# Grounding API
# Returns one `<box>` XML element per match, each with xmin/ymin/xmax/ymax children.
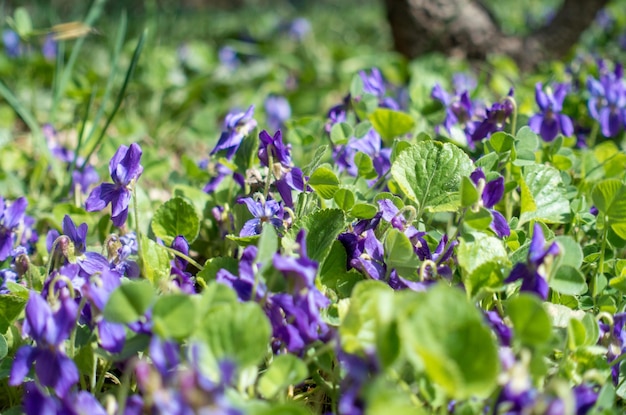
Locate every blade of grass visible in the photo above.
<box><xmin>49</xmin><ymin>0</ymin><xmax>107</xmax><ymax>123</ymax></box>
<box><xmin>82</xmin><ymin>10</ymin><xmax>128</xmax><ymax>151</ymax></box>
<box><xmin>80</xmin><ymin>29</ymin><xmax>147</xmax><ymax>169</ymax></box>
<box><xmin>65</xmin><ymin>88</ymin><xmax>97</xmax><ymax>195</ymax></box>
<box><xmin>0</xmin><ymin>80</ymin><xmax>63</xmax><ymax>183</ymax></box>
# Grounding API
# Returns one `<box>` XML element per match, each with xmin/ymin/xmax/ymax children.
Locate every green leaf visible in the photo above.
<box><xmin>350</xmin><ymin>203</ymin><xmax>378</xmax><ymax>219</ymax></box>
<box><xmin>384</xmin><ymin>228</ymin><xmax>421</xmax><ymax>279</ymax></box>
<box><xmin>139</xmin><ymin>235</ymin><xmax>171</xmax><ymax>285</ymax></box>
<box><xmin>258</xmin><ymin>354</ymin><xmax>308</xmax><ymax>398</ymax></box>
<box><xmin>197</xmin><ymin>257</ymin><xmax>239</xmax><ymax>284</ymax></box>
<box><xmin>293</xmin><ymin>208</ymin><xmax>345</xmax><ymax>263</ymax></box>
<box><xmin>401</xmin><ymin>284</ymin><xmax>499</xmax><ymax>399</ymax></box>
<box><xmin>0</xmin><ymin>294</ymin><xmax>27</xmax><ymax>333</ymax></box>
<box><xmin>334</xmin><ymin>188</ymin><xmax>356</xmax><ymax>211</ymax></box>
<box><xmin>257</xmin><ymin>223</ymin><xmax>279</xmax><ymax>270</ymax></box>
<box><xmin>152</xmin><ymin>294</ymin><xmax>197</xmax><ymax>340</ymax></box>
<box><xmin>354</xmin><ymin>152</ymin><xmax>378</xmax><ymax>179</ymax></box>
<box><xmin>487</xmin><ymin>131</ymin><xmax>515</xmax><ymax>153</ymax></box>
<box><xmin>320</xmin><ymin>240</ymin><xmax>363</xmax><ymax>297</ymax></box>
<box><xmin>457</xmin><ymin>233</ymin><xmax>510</xmax><ymax>296</ymax></box>
<box><xmin>14</xmin><ymin>7</ymin><xmax>33</xmax><ymax>37</ymax></box>
<box><xmin>554</xmin><ymin>236</ymin><xmax>583</xmax><ymax>269</ymax></box>
<box><xmin>308</xmin><ymin>166</ymin><xmax>339</xmax><ymax>199</ymax></box>
<box><xmin>506</xmin><ymin>294</ymin><xmax>552</xmax><ymax>347</ymax></box>
<box><xmin>151</xmin><ymin>196</ymin><xmax>201</xmax><ymax>245</ymax></box>
<box><xmin>103</xmin><ymin>280</ymin><xmax>156</xmax><ymax>324</ymax></box>
<box><xmin>340</xmin><ymin>281</ymin><xmax>399</xmax><ymax>367</ymax></box>
<box><xmin>592</xmin><ymin>179</ymin><xmax>626</xmax><ymax>239</ymax></box>
<box><xmin>369</xmin><ymin>108</ymin><xmax>416</xmax><ymax>144</ymax></box>
<box><xmin>460</xmin><ymin>176</ymin><xmax>479</xmax><ymax>208</ymax></box>
<box><xmin>330</xmin><ymin>122</ymin><xmax>353</xmax><ymax>145</ymax></box>
<box><xmin>0</xmin><ymin>334</ymin><xmax>7</xmax><ymax>360</ymax></box>
<box><xmin>391</xmin><ymin>140</ymin><xmax>473</xmax><ymax>213</ymax></box>
<box><xmin>197</xmin><ymin>302</ymin><xmax>271</xmax><ymax>369</ymax></box>
<box><xmin>519</xmin><ymin>164</ymin><xmax>570</xmax><ymax>224</ymax></box>
<box><xmin>463</xmin><ymin>207</ymin><xmax>493</xmax><ymax>231</ymax></box>
<box><xmin>550</xmin><ymin>265</ymin><xmax>587</xmax><ymax>296</ymax></box>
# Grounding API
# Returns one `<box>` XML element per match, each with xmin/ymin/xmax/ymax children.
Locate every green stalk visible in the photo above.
<box><xmin>66</xmin><ymin>89</ymin><xmax>96</xmax><ymax>194</ymax></box>
<box><xmin>50</xmin><ymin>0</ymin><xmax>108</xmax><ymax>122</ymax></box>
<box><xmin>0</xmin><ymin>80</ymin><xmax>63</xmax><ymax>183</ymax></box>
<box><xmin>80</xmin><ymin>29</ymin><xmax>147</xmax><ymax>170</ymax></box>
<box><xmin>81</xmin><ymin>10</ymin><xmax>128</xmax><ymax>151</ymax></box>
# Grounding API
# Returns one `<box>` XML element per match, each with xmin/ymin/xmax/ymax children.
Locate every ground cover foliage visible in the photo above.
<box><xmin>3</xmin><ymin>0</ymin><xmax>626</xmax><ymax>414</ymax></box>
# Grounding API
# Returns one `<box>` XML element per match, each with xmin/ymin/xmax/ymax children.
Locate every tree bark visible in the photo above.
<box><xmin>384</xmin><ymin>0</ymin><xmax>609</xmax><ymax>70</ymax></box>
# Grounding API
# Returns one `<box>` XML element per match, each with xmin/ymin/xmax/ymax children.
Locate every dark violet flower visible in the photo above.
<box><xmin>598</xmin><ymin>313</ymin><xmax>626</xmax><ymax>384</ymax></box>
<box><xmin>334</xmin><ymin>128</ymin><xmax>391</xmax><ymax>179</ymax></box>
<box><xmin>431</xmin><ymin>84</ymin><xmax>477</xmax><ymax>142</ymax></box>
<box><xmin>286</xmin><ymin>17</ymin><xmax>311</xmax><ymax>41</ymax></box>
<box><xmin>258</xmin><ymin>129</ymin><xmax>292</xmax><ymax>168</ymax></box>
<box><xmin>264</xmin><ymin>95</ymin><xmax>291</xmax><ymax>131</ymax></box>
<box><xmin>359</xmin><ymin>67</ymin><xmax>400</xmax><ymax>109</ymax></box>
<box><xmin>528</xmin><ymin>82</ymin><xmax>574</xmax><ymax>142</ymax></box>
<box><xmin>471</xmin><ymin>89</ymin><xmax>515</xmax><ymax>142</ymax></box>
<box><xmin>218</xmin><ymin>46</ymin><xmax>240</xmax><ymax>70</ymax></box>
<box><xmin>10</xmin><ymin>291</ymin><xmax>79</xmax><ymax>397</ymax></box>
<box><xmin>338</xmin><ymin>351</ymin><xmax>380</xmax><ymax>415</ymax></box>
<box><xmin>210</xmin><ymin>105</ymin><xmax>257</xmax><ymax>160</ymax></box>
<box><xmin>217</xmin><ymin>245</ymin><xmax>264</xmax><ymax>301</ymax></box>
<box><xmin>484</xmin><ymin>310</ymin><xmax>512</xmax><ymax>346</ymax></box>
<box><xmin>48</xmin><ymin>215</ymin><xmax>109</xmax><ymax>276</ymax></box>
<box><xmin>325</xmin><ymin>101</ymin><xmax>349</xmax><ymax>134</ymax></box>
<box><xmin>0</xmin><ymin>196</ymin><xmax>27</xmax><ymax>261</ymax></box>
<box><xmin>587</xmin><ymin>64</ymin><xmax>626</xmax><ymax>137</ymax></box>
<box><xmin>41</xmin><ymin>34</ymin><xmax>57</xmax><ymax>60</ymax></box>
<box><xmin>238</xmin><ymin>196</ymin><xmax>283</xmax><ymax>236</ymax></box>
<box><xmin>106</xmin><ymin>233</ymin><xmax>140</xmax><ymax>278</ymax></box>
<box><xmin>170</xmin><ymin>235</ymin><xmax>194</xmax><ymax>293</ymax></box>
<box><xmin>504</xmin><ymin>223</ymin><xmax>559</xmax><ymax>300</ymax></box>
<box><xmin>3</xmin><ymin>29</ymin><xmax>22</xmax><ymax>57</ymax></box>
<box><xmin>573</xmin><ymin>384</ymin><xmax>598</xmax><ymax>415</ymax></box>
<box><xmin>469</xmin><ymin>168</ymin><xmax>510</xmax><ymax>237</ymax></box>
<box><xmin>85</xmin><ymin>143</ymin><xmax>143</xmax><ymax>227</ymax></box>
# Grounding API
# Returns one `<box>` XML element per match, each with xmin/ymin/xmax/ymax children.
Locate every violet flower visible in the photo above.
<box><xmin>258</xmin><ymin>129</ymin><xmax>292</xmax><ymax>168</ymax></box>
<box><xmin>359</xmin><ymin>68</ymin><xmax>399</xmax><ymax>109</ymax></box>
<box><xmin>0</xmin><ymin>196</ymin><xmax>27</xmax><ymax>261</ymax></box>
<box><xmin>598</xmin><ymin>312</ymin><xmax>626</xmax><ymax>384</ymax></box>
<box><xmin>10</xmin><ymin>291</ymin><xmax>79</xmax><ymax>397</ymax></box>
<box><xmin>469</xmin><ymin>168</ymin><xmax>510</xmax><ymax>237</ymax></box>
<box><xmin>41</xmin><ymin>34</ymin><xmax>57</xmax><ymax>60</ymax></box>
<box><xmin>504</xmin><ymin>223</ymin><xmax>559</xmax><ymax>300</ymax></box>
<box><xmin>264</xmin><ymin>95</ymin><xmax>291</xmax><ymax>131</ymax></box>
<box><xmin>47</xmin><ymin>215</ymin><xmax>109</xmax><ymax>276</ymax></box>
<box><xmin>431</xmin><ymin>84</ymin><xmax>477</xmax><ymax>142</ymax></box>
<box><xmin>238</xmin><ymin>196</ymin><xmax>283</xmax><ymax>237</ymax></box>
<box><xmin>3</xmin><ymin>29</ymin><xmax>22</xmax><ymax>57</ymax></box>
<box><xmin>170</xmin><ymin>235</ymin><xmax>194</xmax><ymax>293</ymax></box>
<box><xmin>210</xmin><ymin>105</ymin><xmax>257</xmax><ymax>160</ymax></box>
<box><xmin>587</xmin><ymin>64</ymin><xmax>626</xmax><ymax>137</ymax></box>
<box><xmin>334</xmin><ymin>128</ymin><xmax>391</xmax><ymax>179</ymax></box>
<box><xmin>471</xmin><ymin>89</ymin><xmax>515</xmax><ymax>142</ymax></box>
<box><xmin>22</xmin><ymin>382</ymin><xmax>107</xmax><ymax>415</ymax></box>
<box><xmin>85</xmin><ymin>143</ymin><xmax>144</xmax><ymax>227</ymax></box>
<box><xmin>528</xmin><ymin>82</ymin><xmax>574</xmax><ymax>142</ymax></box>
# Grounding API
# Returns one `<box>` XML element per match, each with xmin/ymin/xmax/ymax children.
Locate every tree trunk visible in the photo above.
<box><xmin>384</xmin><ymin>0</ymin><xmax>609</xmax><ymax>70</ymax></box>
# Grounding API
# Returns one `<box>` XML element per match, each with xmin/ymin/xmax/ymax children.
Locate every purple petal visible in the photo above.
<box><xmin>490</xmin><ymin>210</ymin><xmax>510</xmax><ymax>238</ymax></box>
<box><xmin>35</xmin><ymin>349</ymin><xmax>79</xmax><ymax>397</ymax></box>
<box><xmin>558</xmin><ymin>113</ymin><xmax>574</xmax><ymax>137</ymax></box>
<box><xmin>111</xmin><ymin>143</ymin><xmax>143</xmax><ymax>185</ymax></box>
<box><xmin>529</xmin><ymin>223</ymin><xmax>547</xmax><ymax>263</ymax></box>
<box><xmin>4</xmin><ymin>197</ymin><xmax>27</xmax><ymax>229</ymax></box>
<box><xmin>482</xmin><ymin>177</ymin><xmax>504</xmax><ymax>208</ymax></box>
<box><xmin>24</xmin><ymin>292</ymin><xmax>52</xmax><ymax>341</ymax></box>
<box><xmin>540</xmin><ymin>118</ymin><xmax>559</xmax><ymax>142</ymax></box>
<box><xmin>240</xmin><ymin>219</ymin><xmax>261</xmax><ymax>237</ymax></box>
<box><xmin>9</xmin><ymin>346</ymin><xmax>37</xmax><ymax>387</ymax></box>
<box><xmin>535</xmin><ymin>83</ymin><xmax>548</xmax><ymax>110</ymax></box>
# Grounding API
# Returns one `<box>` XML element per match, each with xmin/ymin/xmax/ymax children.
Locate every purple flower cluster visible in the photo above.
<box><xmin>587</xmin><ymin>62</ymin><xmax>626</xmax><ymax>137</ymax></box>
<box><xmin>2</xmin><ymin>29</ymin><xmax>57</xmax><ymax>60</ymax></box>
<box><xmin>217</xmin><ymin>230</ymin><xmax>330</xmax><ymax>353</ymax></box>
<box><xmin>469</xmin><ymin>168</ymin><xmax>510</xmax><ymax>238</ymax></box>
<box><xmin>133</xmin><ymin>340</ymin><xmax>242</xmax><ymax>414</ymax></box>
<box><xmin>334</xmin><ymin>128</ymin><xmax>391</xmax><ymax>181</ymax></box>
<box><xmin>431</xmin><ymin>83</ymin><xmax>514</xmax><ymax>145</ymax></box>
<box><xmin>529</xmin><ymin>83</ymin><xmax>574</xmax><ymax>142</ymax></box>
<box><xmin>339</xmin><ymin>199</ymin><xmax>456</xmax><ymax>291</ymax></box>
